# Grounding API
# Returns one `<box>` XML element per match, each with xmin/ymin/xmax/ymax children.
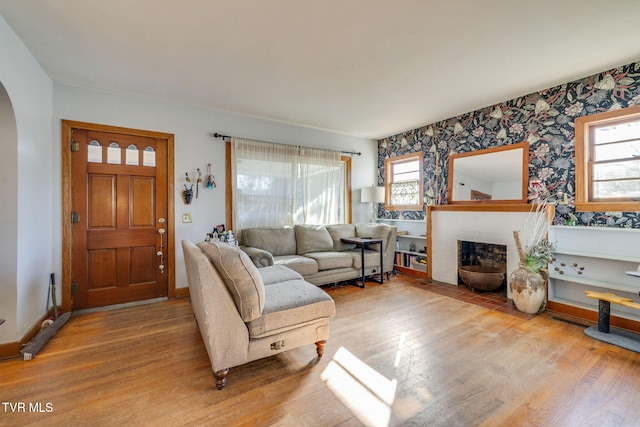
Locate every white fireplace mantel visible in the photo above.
<box><xmin>428</xmin><ymin>205</ymin><xmax>546</xmax><ymax>299</ymax></box>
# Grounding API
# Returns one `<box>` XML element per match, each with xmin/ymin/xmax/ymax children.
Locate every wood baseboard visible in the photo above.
<box><xmin>175</xmin><ymin>287</ymin><xmax>190</xmax><ymax>298</ymax></box>
<box><xmin>0</xmin><ymin>342</ymin><xmax>21</xmax><ymax>360</ymax></box>
<box><xmin>0</xmin><ymin>307</ymin><xmax>57</xmax><ymax>359</ymax></box>
<box><xmin>395</xmin><ymin>265</ymin><xmax>428</xmax><ymax>278</ymax></box>
<box><xmin>546</xmin><ymin>300</ymin><xmax>640</xmax><ymax>333</ymax></box>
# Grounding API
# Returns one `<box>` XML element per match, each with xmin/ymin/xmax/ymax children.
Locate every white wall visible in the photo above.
<box><xmin>0</xmin><ymin>15</ymin><xmax>54</xmax><ymax>343</ymax></box>
<box><xmin>52</xmin><ymin>84</ymin><xmax>377</xmax><ymax>290</ymax></box>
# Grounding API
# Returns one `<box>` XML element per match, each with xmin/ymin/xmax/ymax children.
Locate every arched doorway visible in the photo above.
<box><xmin>0</xmin><ymin>81</ymin><xmax>19</xmax><ymax>345</ymax></box>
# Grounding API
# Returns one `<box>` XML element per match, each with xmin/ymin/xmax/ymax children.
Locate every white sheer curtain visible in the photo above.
<box><xmin>231</xmin><ymin>137</ymin><xmax>343</xmax><ymax>238</ymax></box>
<box><xmin>297</xmin><ymin>146</ymin><xmax>342</xmax><ymax>224</ymax></box>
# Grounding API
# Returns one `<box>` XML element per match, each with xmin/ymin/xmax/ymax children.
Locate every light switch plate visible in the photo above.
<box><xmin>182</xmin><ymin>213</ymin><xmax>193</xmax><ymax>223</ymax></box>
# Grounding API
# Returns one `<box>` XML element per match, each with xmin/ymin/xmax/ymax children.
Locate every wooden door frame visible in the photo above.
<box><xmin>61</xmin><ymin>120</ymin><xmax>176</xmax><ymax>312</ymax></box>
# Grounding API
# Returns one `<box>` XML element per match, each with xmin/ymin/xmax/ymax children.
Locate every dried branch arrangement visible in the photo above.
<box><xmin>513</xmin><ymin>200</ymin><xmax>554</xmax><ymax>272</ymax></box>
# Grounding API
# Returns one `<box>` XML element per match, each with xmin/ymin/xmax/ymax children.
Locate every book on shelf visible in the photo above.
<box><xmin>395</xmin><ymin>252</ymin><xmax>426</xmax><ymax>268</ymax></box>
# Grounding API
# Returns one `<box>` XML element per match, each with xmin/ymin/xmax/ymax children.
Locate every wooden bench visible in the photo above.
<box><xmin>584</xmin><ymin>291</ymin><xmax>640</xmax><ymax>333</ymax></box>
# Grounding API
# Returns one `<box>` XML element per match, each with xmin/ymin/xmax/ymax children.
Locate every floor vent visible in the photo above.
<box><xmin>551</xmin><ymin>316</ymin><xmax>590</xmax><ymax>328</ymax></box>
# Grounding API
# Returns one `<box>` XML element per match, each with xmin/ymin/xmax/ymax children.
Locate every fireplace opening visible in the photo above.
<box><xmin>457</xmin><ymin>240</ymin><xmax>507</xmax><ymax>293</ymax></box>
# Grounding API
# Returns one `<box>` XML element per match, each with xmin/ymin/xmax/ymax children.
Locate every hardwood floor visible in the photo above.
<box><xmin>2</xmin><ymin>274</ymin><xmax>640</xmax><ymax>426</ymax></box>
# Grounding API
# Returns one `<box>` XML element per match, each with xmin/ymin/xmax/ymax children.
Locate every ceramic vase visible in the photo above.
<box><xmin>509</xmin><ymin>265</ymin><xmax>546</xmax><ymax>314</ymax></box>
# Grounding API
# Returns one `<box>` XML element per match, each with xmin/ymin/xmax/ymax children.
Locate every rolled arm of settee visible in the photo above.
<box><xmin>240</xmin><ymin>246</ymin><xmax>274</xmax><ymax>268</ymax></box>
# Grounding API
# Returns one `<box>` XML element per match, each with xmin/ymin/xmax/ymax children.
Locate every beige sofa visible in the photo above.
<box><xmin>182</xmin><ymin>240</ymin><xmax>336</xmax><ymax>390</ymax></box>
<box><xmin>240</xmin><ymin>223</ymin><xmax>397</xmax><ymax>286</ymax></box>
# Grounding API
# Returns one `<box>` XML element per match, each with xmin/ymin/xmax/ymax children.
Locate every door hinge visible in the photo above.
<box><xmin>71</xmin><ymin>140</ymin><xmax>80</xmax><ymax>152</ymax></box>
<box><xmin>71</xmin><ymin>282</ymin><xmax>79</xmax><ymax>296</ymax></box>
<box><xmin>71</xmin><ymin>212</ymin><xmax>80</xmax><ymax>223</ymax></box>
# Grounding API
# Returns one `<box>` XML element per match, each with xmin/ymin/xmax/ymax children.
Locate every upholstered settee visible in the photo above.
<box><xmin>239</xmin><ymin>223</ymin><xmax>397</xmax><ymax>286</ymax></box>
<box><xmin>182</xmin><ymin>240</ymin><xmax>336</xmax><ymax>390</ymax></box>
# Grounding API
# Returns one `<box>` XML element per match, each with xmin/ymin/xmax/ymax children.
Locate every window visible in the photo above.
<box><xmin>384</xmin><ymin>152</ymin><xmax>424</xmax><ymax>210</ymax></box>
<box><xmin>226</xmin><ymin>139</ymin><xmax>351</xmax><ymax>233</ymax></box>
<box><xmin>575</xmin><ymin>105</ymin><xmax>640</xmax><ymax>212</ymax></box>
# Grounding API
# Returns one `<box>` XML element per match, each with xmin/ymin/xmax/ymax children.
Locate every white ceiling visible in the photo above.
<box><xmin>2</xmin><ymin>0</ymin><xmax>640</xmax><ymax>140</ymax></box>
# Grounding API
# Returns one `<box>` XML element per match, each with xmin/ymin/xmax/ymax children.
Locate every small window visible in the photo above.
<box><xmin>126</xmin><ymin>144</ymin><xmax>139</xmax><ymax>165</ymax></box>
<box><xmin>143</xmin><ymin>146</ymin><xmax>156</xmax><ymax>167</ymax></box>
<box><xmin>107</xmin><ymin>142</ymin><xmax>121</xmax><ymax>164</ymax></box>
<box><xmin>384</xmin><ymin>152</ymin><xmax>424</xmax><ymax>210</ymax></box>
<box><xmin>87</xmin><ymin>140</ymin><xmax>102</xmax><ymax>163</ymax></box>
<box><xmin>575</xmin><ymin>105</ymin><xmax>640</xmax><ymax>212</ymax></box>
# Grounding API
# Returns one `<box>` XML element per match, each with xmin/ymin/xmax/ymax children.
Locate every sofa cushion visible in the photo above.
<box><xmin>247</xmin><ymin>279</ymin><xmax>336</xmax><ymax>339</ymax></box>
<box><xmin>355</xmin><ymin>223</ymin><xmax>392</xmax><ymax>251</ymax></box>
<box><xmin>243</xmin><ymin>227</ymin><xmax>296</xmax><ymax>256</ymax></box>
<box><xmin>274</xmin><ymin>255</ymin><xmax>319</xmax><ymax>276</ymax></box>
<box><xmin>197</xmin><ymin>242</ymin><xmax>265</xmax><ymax>322</ymax></box>
<box><xmin>345</xmin><ymin>249</ymin><xmax>383</xmax><ymax>269</ymax></box>
<box><xmin>304</xmin><ymin>251</ymin><xmax>354</xmax><ymax>270</ymax></box>
<box><xmin>294</xmin><ymin>225</ymin><xmax>334</xmax><ymax>255</ymax></box>
<box><xmin>258</xmin><ymin>265</ymin><xmax>304</xmax><ymax>286</ymax></box>
<box><xmin>326</xmin><ymin>224</ymin><xmax>357</xmax><ymax>251</ymax></box>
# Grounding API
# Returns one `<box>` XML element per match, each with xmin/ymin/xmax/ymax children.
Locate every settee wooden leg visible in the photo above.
<box><xmin>214</xmin><ymin>368</ymin><xmax>230</xmax><ymax>390</ymax></box>
<box><xmin>315</xmin><ymin>341</ymin><xmax>326</xmax><ymax>359</ymax></box>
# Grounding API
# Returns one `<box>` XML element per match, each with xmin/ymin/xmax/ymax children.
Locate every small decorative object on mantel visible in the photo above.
<box><xmin>509</xmin><ymin>201</ymin><xmax>554</xmax><ymax>314</ymax></box>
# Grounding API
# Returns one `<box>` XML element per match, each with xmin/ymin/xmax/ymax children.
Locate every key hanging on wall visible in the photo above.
<box><xmin>196</xmin><ymin>168</ymin><xmax>202</xmax><ymax>198</ymax></box>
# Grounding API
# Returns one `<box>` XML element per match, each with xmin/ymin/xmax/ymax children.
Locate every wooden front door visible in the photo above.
<box><xmin>68</xmin><ymin>124</ymin><xmax>172</xmax><ymax>310</ymax></box>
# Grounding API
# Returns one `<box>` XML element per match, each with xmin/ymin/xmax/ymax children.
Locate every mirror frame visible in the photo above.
<box><xmin>447</xmin><ymin>141</ymin><xmax>529</xmax><ymax>204</ymax></box>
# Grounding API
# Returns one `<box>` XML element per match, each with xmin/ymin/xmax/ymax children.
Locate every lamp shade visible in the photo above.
<box><xmin>361</xmin><ymin>186</ymin><xmax>385</xmax><ymax>203</ymax></box>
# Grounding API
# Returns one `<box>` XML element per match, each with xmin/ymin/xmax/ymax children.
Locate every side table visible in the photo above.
<box><xmin>341</xmin><ymin>237</ymin><xmax>383</xmax><ymax>288</ymax></box>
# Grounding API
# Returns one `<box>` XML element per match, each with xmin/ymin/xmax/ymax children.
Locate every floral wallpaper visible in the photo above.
<box><xmin>378</xmin><ymin>60</ymin><xmax>640</xmax><ymax>228</ymax></box>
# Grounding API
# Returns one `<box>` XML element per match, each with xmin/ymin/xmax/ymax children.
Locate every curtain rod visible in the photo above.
<box><xmin>210</xmin><ymin>132</ymin><xmax>362</xmax><ymax>156</ymax></box>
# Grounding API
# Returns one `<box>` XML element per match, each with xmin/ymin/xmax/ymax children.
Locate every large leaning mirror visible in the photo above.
<box><xmin>447</xmin><ymin>141</ymin><xmax>529</xmax><ymax>204</ymax></box>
